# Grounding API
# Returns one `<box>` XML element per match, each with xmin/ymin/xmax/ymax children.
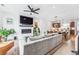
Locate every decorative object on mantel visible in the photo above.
<box><xmin>0</xmin><ymin>28</ymin><xmax>16</xmax><ymax>42</ymax></box>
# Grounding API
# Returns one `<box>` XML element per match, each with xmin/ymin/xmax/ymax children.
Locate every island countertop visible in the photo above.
<box><xmin>25</xmin><ymin>33</ymin><xmax>60</xmax><ymax>45</ymax></box>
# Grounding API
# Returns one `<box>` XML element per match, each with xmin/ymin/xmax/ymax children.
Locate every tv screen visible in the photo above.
<box><xmin>20</xmin><ymin>16</ymin><xmax>33</xmax><ymax>25</ymax></box>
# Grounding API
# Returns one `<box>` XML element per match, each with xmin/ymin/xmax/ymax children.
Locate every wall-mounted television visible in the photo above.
<box><xmin>20</xmin><ymin>15</ymin><xmax>33</xmax><ymax>25</ymax></box>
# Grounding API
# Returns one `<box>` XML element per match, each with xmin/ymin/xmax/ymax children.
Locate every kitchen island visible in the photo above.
<box><xmin>24</xmin><ymin>34</ymin><xmax>63</xmax><ymax>55</ymax></box>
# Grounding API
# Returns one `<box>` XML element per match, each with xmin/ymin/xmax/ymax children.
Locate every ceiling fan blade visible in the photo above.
<box><xmin>33</xmin><ymin>11</ymin><xmax>39</xmax><ymax>14</ymax></box>
<box><xmin>28</xmin><ymin>5</ymin><xmax>32</xmax><ymax>11</ymax></box>
<box><xmin>24</xmin><ymin>10</ymin><xmax>31</xmax><ymax>12</ymax></box>
<box><xmin>34</xmin><ymin>8</ymin><xmax>40</xmax><ymax>11</ymax></box>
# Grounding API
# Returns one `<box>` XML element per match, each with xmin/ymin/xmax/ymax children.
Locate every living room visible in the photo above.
<box><xmin>0</xmin><ymin>4</ymin><xmax>79</xmax><ymax>55</ymax></box>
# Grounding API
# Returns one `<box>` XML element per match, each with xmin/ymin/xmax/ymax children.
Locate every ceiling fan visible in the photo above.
<box><xmin>24</xmin><ymin>5</ymin><xmax>40</xmax><ymax>14</ymax></box>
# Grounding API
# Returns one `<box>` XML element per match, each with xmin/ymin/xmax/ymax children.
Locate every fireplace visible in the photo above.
<box><xmin>21</xmin><ymin>29</ymin><xmax>32</xmax><ymax>34</ymax></box>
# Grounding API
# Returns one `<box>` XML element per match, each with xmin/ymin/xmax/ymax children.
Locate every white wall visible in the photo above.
<box><xmin>0</xmin><ymin>4</ymin><xmax>79</xmax><ymax>35</ymax></box>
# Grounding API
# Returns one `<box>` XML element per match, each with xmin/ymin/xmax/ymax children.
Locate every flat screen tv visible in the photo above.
<box><xmin>20</xmin><ymin>15</ymin><xmax>33</xmax><ymax>25</ymax></box>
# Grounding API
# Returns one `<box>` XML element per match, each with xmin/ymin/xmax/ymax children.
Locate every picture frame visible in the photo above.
<box><xmin>6</xmin><ymin>17</ymin><xmax>13</xmax><ymax>24</ymax></box>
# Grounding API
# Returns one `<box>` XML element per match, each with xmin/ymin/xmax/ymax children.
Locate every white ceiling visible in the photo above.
<box><xmin>0</xmin><ymin>4</ymin><xmax>79</xmax><ymax>21</ymax></box>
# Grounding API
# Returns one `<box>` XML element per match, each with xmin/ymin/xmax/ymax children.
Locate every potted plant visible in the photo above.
<box><xmin>0</xmin><ymin>28</ymin><xmax>16</xmax><ymax>42</ymax></box>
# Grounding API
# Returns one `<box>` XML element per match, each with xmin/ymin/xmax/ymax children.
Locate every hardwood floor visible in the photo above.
<box><xmin>53</xmin><ymin>36</ymin><xmax>76</xmax><ymax>55</ymax></box>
